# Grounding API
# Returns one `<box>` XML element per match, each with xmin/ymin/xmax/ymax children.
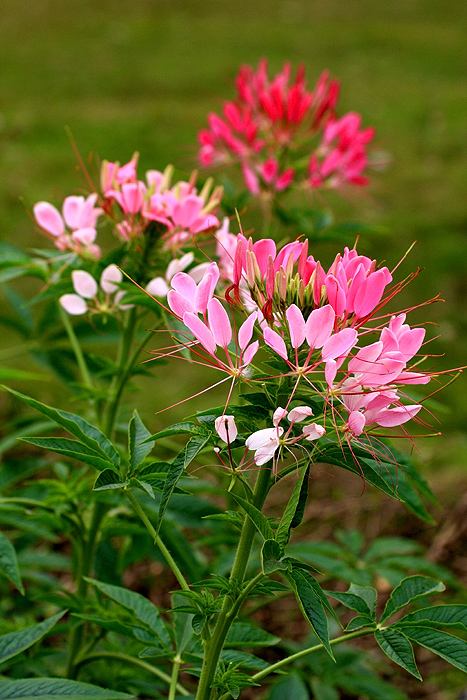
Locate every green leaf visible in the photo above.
<box><xmin>326</xmin><ymin>586</ymin><xmax>375</xmax><ymax>618</ymax></box>
<box><xmin>220</xmin><ymin>649</ymin><xmax>269</xmax><ymax>670</ymax></box>
<box><xmin>261</xmin><ymin>539</ymin><xmax>286</xmax><ymax>574</ymax></box>
<box><xmin>4</xmin><ymin>388</ymin><xmax>119</xmax><ymax>469</ymax></box>
<box><xmin>310</xmin><ymin>680</ymin><xmax>339</xmax><ymax>700</ymax></box>
<box><xmin>276</xmin><ymin>464</ymin><xmax>310</xmax><ymax>548</ymax></box>
<box><xmin>0</xmin><ymin>531</ymin><xmax>24</xmax><ymax>594</ymax></box>
<box><xmin>230</xmin><ymin>493</ymin><xmax>274</xmax><ymax>542</ymax></box>
<box><xmin>396</xmin><ymin>605</ymin><xmax>467</xmax><ymax>631</ymax></box>
<box><xmin>286</xmin><ymin>568</ymin><xmax>333</xmax><ymax>658</ymax></box>
<box><xmin>21</xmin><ymin>437</ymin><xmax>114</xmax><ymax>472</ymax></box>
<box><xmin>269</xmin><ymin>672</ymin><xmax>309</xmax><ymax>700</ymax></box>
<box><xmin>0</xmin><ymin>679</ymin><xmax>133</xmax><ymax>699</ymax></box>
<box><xmin>93</xmin><ymin>469</ymin><xmax>129</xmax><ymax>491</ymax></box>
<box><xmin>155</xmin><ymin>434</ymin><xmax>210</xmax><ymax>539</ymax></box>
<box><xmin>85</xmin><ymin>579</ymin><xmax>170</xmax><ymax>649</ymax></box>
<box><xmin>225</xmin><ymin>623</ymin><xmax>280</xmax><ymax>648</ymax></box>
<box><xmin>365</xmin><ymin>537</ymin><xmax>423</xmax><ymax>561</ymax></box>
<box><xmin>172</xmin><ymin>592</ymin><xmax>194</xmax><ymax>655</ymax></box>
<box><xmin>141</xmin><ymin>422</ymin><xmax>200</xmax><ymax>443</ymax></box>
<box><xmin>128</xmin><ymin>410</ymin><xmax>154</xmax><ymax>473</ymax></box>
<box><xmin>0</xmin><ymin>367</ymin><xmax>46</xmax><ymax>382</ymax></box>
<box><xmin>0</xmin><ymin>611</ymin><xmax>65</xmax><ymax>664</ymax></box>
<box><xmin>380</xmin><ymin>576</ymin><xmax>445</xmax><ymax>624</ymax></box>
<box><xmin>401</xmin><ymin>625</ymin><xmax>467</xmax><ymax>674</ymax></box>
<box><xmin>375</xmin><ymin>628</ymin><xmax>422</xmax><ymax>680</ymax></box>
<box><xmin>345</xmin><ymin>615</ymin><xmax>376</xmax><ymax>631</ymax></box>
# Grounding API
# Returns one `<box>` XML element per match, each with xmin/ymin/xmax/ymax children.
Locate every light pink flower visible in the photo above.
<box><xmin>246</xmin><ymin>427</ymin><xmax>284</xmax><ymax>466</ymax></box>
<box><xmin>215</xmin><ymin>415</ymin><xmax>238</xmax><ymax>443</ymax></box>
<box><xmin>33</xmin><ymin>196</ymin><xmax>102</xmax><ymax>259</ymax></box>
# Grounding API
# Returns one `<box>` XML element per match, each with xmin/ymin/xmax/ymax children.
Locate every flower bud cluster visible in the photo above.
<box><xmin>59</xmin><ymin>264</ymin><xmax>133</xmax><ymax>316</ymax></box>
<box><xmin>198</xmin><ymin>59</ymin><xmax>374</xmax><ymax>196</ymax></box>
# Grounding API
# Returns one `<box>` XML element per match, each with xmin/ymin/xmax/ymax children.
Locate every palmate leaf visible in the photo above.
<box><xmin>4</xmin><ymin>388</ymin><xmax>119</xmax><ymax>469</ymax></box>
<box><xmin>0</xmin><ymin>679</ymin><xmax>133</xmax><ymax>700</ymax></box>
<box><xmin>0</xmin><ymin>612</ymin><xmax>65</xmax><ymax>664</ymax></box>
<box><xmin>375</xmin><ymin>628</ymin><xmax>421</xmax><ymax>680</ymax></box>
<box><xmin>21</xmin><ymin>437</ymin><xmax>115</xmax><ymax>472</ymax></box>
<box><xmin>85</xmin><ymin>578</ymin><xmax>170</xmax><ymax>649</ymax></box>
<box><xmin>0</xmin><ymin>530</ymin><xmax>24</xmax><ymax>594</ymax></box>
<box><xmin>380</xmin><ymin>576</ymin><xmax>445</xmax><ymax>624</ymax></box>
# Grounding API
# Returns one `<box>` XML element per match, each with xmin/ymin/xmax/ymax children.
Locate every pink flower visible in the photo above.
<box><xmin>33</xmin><ymin>195</ymin><xmax>102</xmax><ymax>259</ymax></box>
<box><xmin>215</xmin><ymin>415</ymin><xmax>238</xmax><ymax>443</ymax></box>
<box><xmin>59</xmin><ymin>265</ymin><xmax>132</xmax><ymax>316</ymax></box>
<box><xmin>246</xmin><ymin>426</ymin><xmax>284</xmax><ymax>466</ymax></box>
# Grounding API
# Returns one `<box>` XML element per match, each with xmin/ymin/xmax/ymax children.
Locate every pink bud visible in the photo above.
<box><xmin>215</xmin><ymin>415</ymin><xmax>238</xmax><ymax>443</ymax></box>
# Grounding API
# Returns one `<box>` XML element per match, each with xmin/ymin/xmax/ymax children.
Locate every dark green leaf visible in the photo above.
<box><xmin>311</xmin><ymin>680</ymin><xmax>339</xmax><ymax>700</ymax></box>
<box><xmin>225</xmin><ymin>623</ymin><xmax>280</xmax><ymax>648</ymax></box>
<box><xmin>93</xmin><ymin>469</ymin><xmax>129</xmax><ymax>491</ymax></box>
<box><xmin>326</xmin><ymin>587</ymin><xmax>374</xmax><ymax>618</ymax></box>
<box><xmin>230</xmin><ymin>493</ymin><xmax>274</xmax><ymax>542</ymax></box>
<box><xmin>375</xmin><ymin>628</ymin><xmax>421</xmax><ymax>679</ymax></box>
<box><xmin>128</xmin><ymin>410</ymin><xmax>154</xmax><ymax>472</ymax></box>
<box><xmin>286</xmin><ymin>568</ymin><xmax>333</xmax><ymax>658</ymax></box>
<box><xmin>22</xmin><ymin>437</ymin><xmax>114</xmax><ymax>472</ymax></box>
<box><xmin>396</xmin><ymin>605</ymin><xmax>467</xmax><ymax>631</ymax></box>
<box><xmin>155</xmin><ymin>434</ymin><xmax>210</xmax><ymax>539</ymax></box>
<box><xmin>345</xmin><ymin>615</ymin><xmax>376</xmax><ymax>631</ymax></box>
<box><xmin>141</xmin><ymin>422</ymin><xmax>200</xmax><ymax>443</ymax></box>
<box><xmin>5</xmin><ymin>388</ymin><xmax>119</xmax><ymax>469</ymax></box>
<box><xmin>401</xmin><ymin>625</ymin><xmax>467</xmax><ymax>674</ymax></box>
<box><xmin>0</xmin><ymin>612</ymin><xmax>65</xmax><ymax>664</ymax></box>
<box><xmin>221</xmin><ymin>649</ymin><xmax>269</xmax><ymax>670</ymax></box>
<box><xmin>0</xmin><ymin>679</ymin><xmax>133</xmax><ymax>699</ymax></box>
<box><xmin>276</xmin><ymin>465</ymin><xmax>310</xmax><ymax>548</ymax></box>
<box><xmin>269</xmin><ymin>672</ymin><xmax>308</xmax><ymax>700</ymax></box>
<box><xmin>380</xmin><ymin>576</ymin><xmax>445</xmax><ymax>624</ymax></box>
<box><xmin>172</xmin><ymin>592</ymin><xmax>195</xmax><ymax>654</ymax></box>
<box><xmin>261</xmin><ymin>539</ymin><xmax>286</xmax><ymax>574</ymax></box>
<box><xmin>85</xmin><ymin>579</ymin><xmax>170</xmax><ymax>649</ymax></box>
<box><xmin>0</xmin><ymin>531</ymin><xmax>24</xmax><ymax>594</ymax></box>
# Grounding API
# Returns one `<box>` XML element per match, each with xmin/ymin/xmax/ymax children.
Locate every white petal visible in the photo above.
<box><xmin>100</xmin><ymin>264</ymin><xmax>122</xmax><ymax>293</ymax></box>
<box><xmin>146</xmin><ymin>277</ymin><xmax>169</xmax><ymax>297</ymax></box>
<box><xmin>60</xmin><ymin>294</ymin><xmax>88</xmax><ymax>315</ymax></box>
<box><xmin>72</xmin><ymin>270</ymin><xmax>98</xmax><ymax>298</ymax></box>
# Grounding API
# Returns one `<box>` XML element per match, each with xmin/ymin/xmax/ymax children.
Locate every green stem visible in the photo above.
<box><xmin>251</xmin><ymin>628</ymin><xmax>375</xmax><ymax>682</ymax></box>
<box><xmin>75</xmin><ymin>652</ymin><xmax>189</xmax><ymax>696</ymax></box>
<box><xmin>168</xmin><ymin>656</ymin><xmax>182</xmax><ymax>700</ymax></box>
<box><xmin>104</xmin><ymin>307</ymin><xmax>138</xmax><ymax>437</ymax></box>
<box><xmin>195</xmin><ymin>466</ymin><xmax>272</xmax><ymax>700</ymax></box>
<box><xmin>125</xmin><ymin>489</ymin><xmax>190</xmax><ymax>592</ymax></box>
<box><xmin>59</xmin><ymin>305</ymin><xmax>93</xmax><ymax>391</ymax></box>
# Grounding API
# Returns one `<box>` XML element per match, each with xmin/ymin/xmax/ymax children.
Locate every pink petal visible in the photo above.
<box><xmin>397</xmin><ymin>328</ymin><xmax>425</xmax><ymax>361</ymax></box>
<box><xmin>348</xmin><ymin>411</ymin><xmax>366</xmax><ymax>435</ymax></box>
<box><xmin>242</xmin><ymin>340</ymin><xmax>259</xmax><ymax>366</ymax></box>
<box><xmin>146</xmin><ymin>277</ymin><xmax>169</xmax><ymax>297</ymax></box>
<box><xmin>263</xmin><ymin>327</ymin><xmax>288</xmax><ymax>361</ymax></box>
<box><xmin>167</xmin><ymin>290</ymin><xmax>195</xmax><ymax>318</ymax></box>
<box><xmin>396</xmin><ymin>372</ymin><xmax>431</xmax><ymax>385</ymax></box>
<box><xmin>62</xmin><ymin>196</ymin><xmax>85</xmax><ymax>229</ymax></box>
<box><xmin>208</xmin><ymin>298</ymin><xmax>232</xmax><ymax>348</ymax></box>
<box><xmin>195</xmin><ymin>273</ymin><xmax>214</xmax><ymax>314</ymax></box>
<box><xmin>59</xmin><ymin>294</ymin><xmax>88</xmax><ymax>315</ymax></box>
<box><xmin>286</xmin><ymin>304</ymin><xmax>306</xmax><ymax>349</ymax></box>
<box><xmin>33</xmin><ymin>202</ymin><xmax>64</xmax><ymax>237</ymax></box>
<box><xmin>252</xmin><ymin>239</ymin><xmax>276</xmax><ymax>276</ymax></box>
<box><xmin>273</xmin><ymin>407</ymin><xmax>288</xmax><ymax>427</ymax></box>
<box><xmin>172</xmin><ymin>195</ymin><xmax>204</xmax><ymax>228</ymax></box>
<box><xmin>215</xmin><ymin>415</ymin><xmax>238</xmax><ymax>443</ymax></box>
<box><xmin>353</xmin><ymin>269</ymin><xmax>388</xmax><ymax>318</ymax></box>
<box><xmin>171</xmin><ymin>272</ymin><xmax>197</xmax><ymax>299</ymax></box>
<box><xmin>238</xmin><ymin>312</ymin><xmax>257</xmax><ymax>351</ymax></box>
<box><xmin>288</xmin><ymin>406</ymin><xmax>313</xmax><ymax>423</ymax></box>
<box><xmin>305</xmin><ymin>305</ymin><xmax>335</xmax><ymax>349</ymax></box>
<box><xmin>100</xmin><ymin>264</ymin><xmax>122</xmax><ymax>293</ymax></box>
<box><xmin>302</xmin><ymin>423</ymin><xmax>326</xmax><ymax>441</ymax></box>
<box><xmin>348</xmin><ymin>341</ymin><xmax>383</xmax><ymax>374</ymax></box>
<box><xmin>325</xmin><ymin>359</ymin><xmax>337</xmax><ymax>386</ymax></box>
<box><xmin>322</xmin><ymin>328</ymin><xmax>358</xmax><ymax>361</ymax></box>
<box><xmin>183</xmin><ymin>312</ymin><xmax>216</xmax><ymax>355</ymax></box>
<box><xmin>72</xmin><ymin>270</ymin><xmax>98</xmax><ymax>299</ymax></box>
<box><xmin>71</xmin><ymin>227</ymin><xmax>97</xmax><ymax>245</ymax></box>
<box><xmin>375</xmin><ymin>405</ymin><xmax>422</xmax><ymax>428</ymax></box>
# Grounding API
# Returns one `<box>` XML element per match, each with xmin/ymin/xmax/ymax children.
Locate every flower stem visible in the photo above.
<box><xmin>74</xmin><ymin>651</ymin><xmax>189</xmax><ymax>696</ymax></box>
<box><xmin>59</xmin><ymin>305</ymin><xmax>93</xmax><ymax>391</ymax></box>
<box><xmin>125</xmin><ymin>489</ymin><xmax>190</xmax><ymax>592</ymax></box>
<box><xmin>168</xmin><ymin>655</ymin><xmax>182</xmax><ymax>700</ymax></box>
<box><xmin>194</xmin><ymin>465</ymin><xmax>272</xmax><ymax>700</ymax></box>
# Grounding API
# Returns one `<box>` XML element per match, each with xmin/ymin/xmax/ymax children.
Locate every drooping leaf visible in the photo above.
<box><xmin>0</xmin><ymin>679</ymin><xmax>133</xmax><ymax>700</ymax></box>
<box><xmin>0</xmin><ymin>530</ymin><xmax>24</xmax><ymax>594</ymax></box>
<box><xmin>128</xmin><ymin>410</ymin><xmax>154</xmax><ymax>473</ymax></box>
<box><xmin>380</xmin><ymin>576</ymin><xmax>445</xmax><ymax>624</ymax></box>
<box><xmin>375</xmin><ymin>628</ymin><xmax>421</xmax><ymax>680</ymax></box>
<box><xmin>0</xmin><ymin>611</ymin><xmax>65</xmax><ymax>664</ymax></box>
<box><xmin>4</xmin><ymin>388</ymin><xmax>119</xmax><ymax>469</ymax></box>
<box><xmin>155</xmin><ymin>434</ymin><xmax>210</xmax><ymax>539</ymax></box>
<box><xmin>85</xmin><ymin>579</ymin><xmax>170</xmax><ymax>649</ymax></box>
<box><xmin>276</xmin><ymin>464</ymin><xmax>310</xmax><ymax>548</ymax></box>
<box><xmin>93</xmin><ymin>469</ymin><xmax>129</xmax><ymax>491</ymax></box>
<box><xmin>225</xmin><ymin>623</ymin><xmax>280</xmax><ymax>648</ymax></box>
<box><xmin>230</xmin><ymin>493</ymin><xmax>274</xmax><ymax>542</ymax></box>
<box><xmin>261</xmin><ymin>539</ymin><xmax>287</xmax><ymax>574</ymax></box>
<box><xmin>22</xmin><ymin>437</ymin><xmax>114</xmax><ymax>472</ymax></box>
<box><xmin>286</xmin><ymin>568</ymin><xmax>334</xmax><ymax>658</ymax></box>
<box><xmin>401</xmin><ymin>625</ymin><xmax>467</xmax><ymax>674</ymax></box>
<box><xmin>326</xmin><ymin>584</ymin><xmax>376</xmax><ymax>619</ymax></box>
<box><xmin>396</xmin><ymin>605</ymin><xmax>467</xmax><ymax>631</ymax></box>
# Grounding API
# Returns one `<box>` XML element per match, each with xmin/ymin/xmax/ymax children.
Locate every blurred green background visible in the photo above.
<box><xmin>0</xmin><ymin>0</ymin><xmax>466</xmax><ymax>466</ymax></box>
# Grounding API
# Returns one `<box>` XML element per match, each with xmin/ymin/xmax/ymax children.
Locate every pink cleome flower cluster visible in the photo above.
<box><xmin>158</xmin><ymin>235</ymin><xmax>434</xmax><ymax>466</ymax></box>
<box><xmin>198</xmin><ymin>59</ymin><xmax>374</xmax><ymax>195</ymax></box>
<box><xmin>101</xmin><ymin>156</ymin><xmax>223</xmax><ymax>249</ymax></box>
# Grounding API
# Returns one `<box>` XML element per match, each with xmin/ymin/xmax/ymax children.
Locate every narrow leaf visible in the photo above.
<box><xmin>141</xmin><ymin>422</ymin><xmax>200</xmax><ymax>443</ymax></box>
<box><xmin>5</xmin><ymin>388</ymin><xmax>119</xmax><ymax>469</ymax></box>
<box><xmin>396</xmin><ymin>605</ymin><xmax>467</xmax><ymax>631</ymax></box>
<box><xmin>0</xmin><ymin>531</ymin><xmax>24</xmax><ymax>594</ymax></box>
<box><xmin>155</xmin><ymin>434</ymin><xmax>210</xmax><ymax>539</ymax></box>
<box><xmin>375</xmin><ymin>628</ymin><xmax>422</xmax><ymax>680</ymax></box>
<box><xmin>93</xmin><ymin>470</ymin><xmax>129</xmax><ymax>491</ymax></box>
<box><xmin>286</xmin><ymin>568</ymin><xmax>333</xmax><ymax>658</ymax></box>
<box><xmin>326</xmin><ymin>590</ymin><xmax>372</xmax><ymax>617</ymax></box>
<box><xmin>402</xmin><ymin>625</ymin><xmax>467</xmax><ymax>674</ymax></box>
<box><xmin>22</xmin><ymin>437</ymin><xmax>114</xmax><ymax>472</ymax></box>
<box><xmin>345</xmin><ymin>615</ymin><xmax>376</xmax><ymax>631</ymax></box>
<box><xmin>381</xmin><ymin>576</ymin><xmax>445</xmax><ymax>624</ymax></box>
<box><xmin>0</xmin><ymin>612</ymin><xmax>65</xmax><ymax>664</ymax></box>
<box><xmin>276</xmin><ymin>464</ymin><xmax>310</xmax><ymax>548</ymax></box>
<box><xmin>225</xmin><ymin>623</ymin><xmax>280</xmax><ymax>648</ymax></box>
<box><xmin>261</xmin><ymin>539</ymin><xmax>287</xmax><ymax>574</ymax></box>
<box><xmin>0</xmin><ymin>679</ymin><xmax>133</xmax><ymax>700</ymax></box>
<box><xmin>230</xmin><ymin>493</ymin><xmax>274</xmax><ymax>542</ymax></box>
<box><xmin>86</xmin><ymin>579</ymin><xmax>170</xmax><ymax>649</ymax></box>
<box><xmin>128</xmin><ymin>410</ymin><xmax>154</xmax><ymax>473</ymax></box>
